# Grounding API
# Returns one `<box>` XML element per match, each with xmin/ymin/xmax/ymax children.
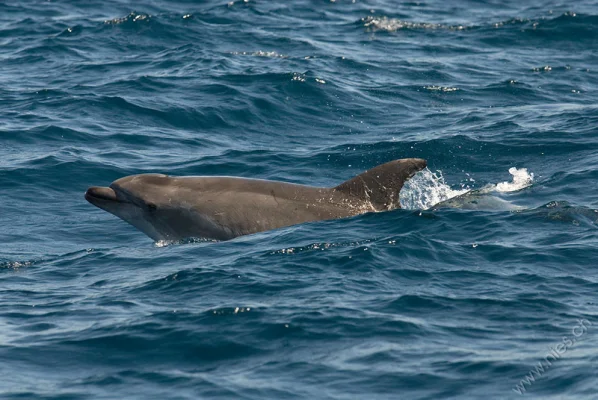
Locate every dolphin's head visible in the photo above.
<box><xmin>85</xmin><ymin>174</ymin><xmax>190</xmax><ymax>241</ymax></box>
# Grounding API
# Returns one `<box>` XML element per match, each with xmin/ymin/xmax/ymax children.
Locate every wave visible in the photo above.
<box><xmin>361</xmin><ymin>12</ymin><xmax>598</xmax><ymax>35</ymax></box>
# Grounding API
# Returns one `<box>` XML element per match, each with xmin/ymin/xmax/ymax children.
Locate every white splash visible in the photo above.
<box><xmin>494</xmin><ymin>167</ymin><xmax>534</xmax><ymax>193</ymax></box>
<box><xmin>400</xmin><ymin>168</ymin><xmax>469</xmax><ymax>210</ymax></box>
<box><xmin>362</xmin><ymin>16</ymin><xmax>442</xmax><ymax>32</ymax></box>
<box><xmin>400</xmin><ymin>167</ymin><xmax>534</xmax><ymax>210</ymax></box>
<box><xmin>154</xmin><ymin>237</ymin><xmax>218</xmax><ymax>247</ymax></box>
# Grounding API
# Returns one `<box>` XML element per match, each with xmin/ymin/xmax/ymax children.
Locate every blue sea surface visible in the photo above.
<box><xmin>1</xmin><ymin>0</ymin><xmax>598</xmax><ymax>398</ymax></box>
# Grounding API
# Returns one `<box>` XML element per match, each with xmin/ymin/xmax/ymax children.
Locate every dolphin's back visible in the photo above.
<box><xmin>177</xmin><ymin>158</ymin><xmax>427</xmax><ymax>237</ymax></box>
<box><xmin>174</xmin><ymin>177</ymin><xmax>352</xmax><ymax>238</ymax></box>
<box><xmin>333</xmin><ymin>158</ymin><xmax>427</xmax><ymax>211</ymax></box>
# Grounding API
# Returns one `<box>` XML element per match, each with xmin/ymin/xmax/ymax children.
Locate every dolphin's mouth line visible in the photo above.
<box><xmin>85</xmin><ymin>186</ymin><xmax>126</xmax><ymax>204</ymax></box>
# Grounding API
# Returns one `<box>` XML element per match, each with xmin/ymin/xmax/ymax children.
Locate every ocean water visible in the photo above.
<box><xmin>1</xmin><ymin>0</ymin><xmax>598</xmax><ymax>398</ymax></box>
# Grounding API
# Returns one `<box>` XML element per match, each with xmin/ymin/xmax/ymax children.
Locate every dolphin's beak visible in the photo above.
<box><xmin>85</xmin><ymin>186</ymin><xmax>120</xmax><ymax>205</ymax></box>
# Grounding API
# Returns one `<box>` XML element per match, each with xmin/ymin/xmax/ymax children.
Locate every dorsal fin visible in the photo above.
<box><xmin>334</xmin><ymin>158</ymin><xmax>427</xmax><ymax>211</ymax></box>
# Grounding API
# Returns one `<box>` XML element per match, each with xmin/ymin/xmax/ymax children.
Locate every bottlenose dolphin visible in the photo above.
<box><xmin>85</xmin><ymin>158</ymin><xmax>426</xmax><ymax>241</ymax></box>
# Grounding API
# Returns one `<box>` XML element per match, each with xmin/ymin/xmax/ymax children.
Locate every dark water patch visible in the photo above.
<box><xmin>3</xmin><ymin>125</ymin><xmax>94</xmax><ymax>145</ymax></box>
<box><xmin>524</xmin><ymin>12</ymin><xmax>598</xmax><ymax>42</ymax></box>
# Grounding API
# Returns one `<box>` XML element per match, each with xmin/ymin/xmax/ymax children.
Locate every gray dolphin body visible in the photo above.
<box><xmin>85</xmin><ymin>158</ymin><xmax>426</xmax><ymax>241</ymax></box>
<box><xmin>433</xmin><ymin>187</ymin><xmax>524</xmax><ymax>211</ymax></box>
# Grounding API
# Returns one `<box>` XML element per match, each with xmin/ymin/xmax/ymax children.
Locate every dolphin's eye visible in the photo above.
<box><xmin>147</xmin><ymin>203</ymin><xmax>157</xmax><ymax>212</ymax></box>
